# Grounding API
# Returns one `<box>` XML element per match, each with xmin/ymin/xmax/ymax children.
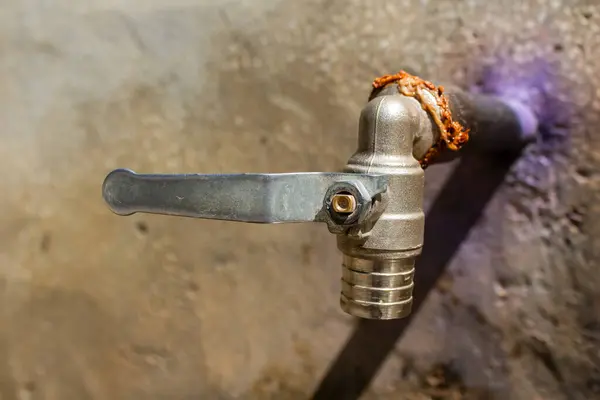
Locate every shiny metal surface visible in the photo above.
<box><xmin>103</xmin><ymin>169</ymin><xmax>387</xmax><ymax>224</ymax></box>
<box><xmin>337</xmin><ymin>94</ymin><xmax>427</xmax><ymax>319</ymax></box>
<box><xmin>331</xmin><ymin>193</ymin><xmax>357</xmax><ymax>214</ymax></box>
<box><xmin>340</xmin><ymin>256</ymin><xmax>415</xmax><ymax>319</ymax></box>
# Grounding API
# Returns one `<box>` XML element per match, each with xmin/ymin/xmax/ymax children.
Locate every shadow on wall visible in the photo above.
<box><xmin>312</xmin><ymin>149</ymin><xmax>523</xmax><ymax>399</ymax></box>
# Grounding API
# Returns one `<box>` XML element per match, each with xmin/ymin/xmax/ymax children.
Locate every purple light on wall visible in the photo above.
<box><xmin>472</xmin><ymin>57</ymin><xmax>572</xmax><ymax>149</ymax></box>
<box><xmin>467</xmin><ymin>57</ymin><xmax>573</xmax><ymax>199</ymax></box>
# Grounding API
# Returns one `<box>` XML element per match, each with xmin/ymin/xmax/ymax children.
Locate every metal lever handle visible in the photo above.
<box><xmin>102</xmin><ymin>169</ymin><xmax>388</xmax><ymax>225</ymax></box>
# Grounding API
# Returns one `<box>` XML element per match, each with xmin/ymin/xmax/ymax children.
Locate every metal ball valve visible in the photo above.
<box><xmin>102</xmin><ymin>71</ymin><xmax>536</xmax><ymax>320</ymax></box>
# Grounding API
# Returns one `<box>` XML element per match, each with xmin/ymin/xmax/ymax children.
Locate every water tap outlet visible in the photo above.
<box><xmin>102</xmin><ymin>70</ymin><xmax>535</xmax><ymax>320</ymax></box>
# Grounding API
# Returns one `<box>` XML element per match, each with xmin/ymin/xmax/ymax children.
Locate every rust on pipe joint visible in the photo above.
<box><xmin>372</xmin><ymin>71</ymin><xmax>470</xmax><ymax>168</ymax></box>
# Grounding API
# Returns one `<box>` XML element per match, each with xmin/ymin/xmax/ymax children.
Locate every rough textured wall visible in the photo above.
<box><xmin>1</xmin><ymin>0</ymin><xmax>599</xmax><ymax>399</ymax></box>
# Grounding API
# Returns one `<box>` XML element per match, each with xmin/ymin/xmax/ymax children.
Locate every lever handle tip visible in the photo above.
<box><xmin>102</xmin><ymin>169</ymin><xmax>137</xmax><ymax>216</ymax></box>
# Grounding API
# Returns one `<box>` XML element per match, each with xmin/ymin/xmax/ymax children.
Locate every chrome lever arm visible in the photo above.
<box><xmin>102</xmin><ymin>169</ymin><xmax>388</xmax><ymax>227</ymax></box>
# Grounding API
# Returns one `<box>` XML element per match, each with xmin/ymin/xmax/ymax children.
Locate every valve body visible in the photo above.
<box><xmin>338</xmin><ymin>94</ymin><xmax>430</xmax><ymax>319</ymax></box>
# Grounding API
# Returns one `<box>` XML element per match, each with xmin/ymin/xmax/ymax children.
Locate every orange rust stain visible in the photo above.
<box><xmin>372</xmin><ymin>71</ymin><xmax>470</xmax><ymax>168</ymax></box>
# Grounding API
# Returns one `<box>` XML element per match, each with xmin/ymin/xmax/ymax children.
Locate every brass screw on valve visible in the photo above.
<box><xmin>331</xmin><ymin>193</ymin><xmax>357</xmax><ymax>214</ymax></box>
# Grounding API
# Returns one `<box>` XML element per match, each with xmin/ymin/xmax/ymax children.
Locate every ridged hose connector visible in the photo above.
<box><xmin>338</xmin><ymin>93</ymin><xmax>433</xmax><ymax>320</ymax></box>
<box><xmin>341</xmin><ymin>255</ymin><xmax>417</xmax><ymax>319</ymax></box>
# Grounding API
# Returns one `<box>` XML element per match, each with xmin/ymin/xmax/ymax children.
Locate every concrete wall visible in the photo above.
<box><xmin>1</xmin><ymin>0</ymin><xmax>599</xmax><ymax>398</ymax></box>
